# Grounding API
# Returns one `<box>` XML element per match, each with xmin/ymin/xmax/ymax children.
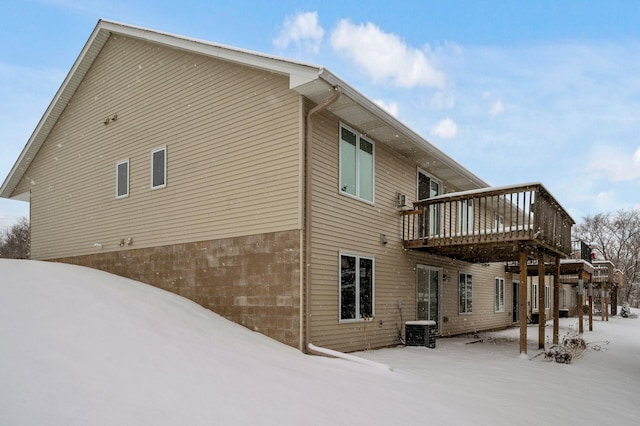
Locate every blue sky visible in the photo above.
<box><xmin>2</xmin><ymin>0</ymin><xmax>640</xmax><ymax>228</ymax></box>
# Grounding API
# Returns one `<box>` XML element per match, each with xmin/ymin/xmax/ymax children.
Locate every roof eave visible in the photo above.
<box><xmin>316</xmin><ymin>69</ymin><xmax>489</xmax><ymax>191</ymax></box>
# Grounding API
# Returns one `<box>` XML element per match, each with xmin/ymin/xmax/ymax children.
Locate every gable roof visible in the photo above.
<box><xmin>1</xmin><ymin>19</ymin><xmax>488</xmax><ymax>201</ymax></box>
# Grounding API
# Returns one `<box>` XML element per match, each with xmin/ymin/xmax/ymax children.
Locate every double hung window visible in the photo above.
<box><xmin>458</xmin><ymin>199</ymin><xmax>474</xmax><ymax>234</ymax></box>
<box><xmin>340</xmin><ymin>253</ymin><xmax>374</xmax><ymax>321</ymax></box>
<box><xmin>459</xmin><ymin>273</ymin><xmax>473</xmax><ymax>314</ymax></box>
<box><xmin>495</xmin><ymin>277</ymin><xmax>505</xmax><ymax>312</ymax></box>
<box><xmin>545</xmin><ymin>284</ymin><xmax>551</xmax><ymax>310</ymax></box>
<box><xmin>340</xmin><ymin>125</ymin><xmax>374</xmax><ymax>203</ymax></box>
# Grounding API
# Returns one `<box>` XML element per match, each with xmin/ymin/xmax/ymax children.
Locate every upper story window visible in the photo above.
<box><xmin>116</xmin><ymin>160</ymin><xmax>129</xmax><ymax>199</ymax></box>
<box><xmin>458</xmin><ymin>199</ymin><xmax>474</xmax><ymax>234</ymax></box>
<box><xmin>151</xmin><ymin>146</ymin><xmax>167</xmax><ymax>189</ymax></box>
<box><xmin>339</xmin><ymin>124</ymin><xmax>374</xmax><ymax>203</ymax></box>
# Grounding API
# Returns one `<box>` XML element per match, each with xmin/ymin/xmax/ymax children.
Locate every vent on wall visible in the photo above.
<box><xmin>396</xmin><ymin>192</ymin><xmax>407</xmax><ymax>208</ymax></box>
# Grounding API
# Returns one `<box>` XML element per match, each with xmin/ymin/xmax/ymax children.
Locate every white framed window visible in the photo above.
<box><xmin>151</xmin><ymin>146</ymin><xmax>167</xmax><ymax>189</ymax></box>
<box><xmin>458</xmin><ymin>199</ymin><xmax>474</xmax><ymax>234</ymax></box>
<box><xmin>562</xmin><ymin>288</ymin><xmax>567</xmax><ymax>308</ymax></box>
<box><xmin>532</xmin><ymin>280</ymin><xmax>538</xmax><ymax>311</ymax></box>
<box><xmin>339</xmin><ymin>124</ymin><xmax>374</xmax><ymax>203</ymax></box>
<box><xmin>545</xmin><ymin>284</ymin><xmax>551</xmax><ymax>310</ymax></box>
<box><xmin>116</xmin><ymin>159</ymin><xmax>129</xmax><ymax>198</ymax></box>
<box><xmin>459</xmin><ymin>273</ymin><xmax>473</xmax><ymax>314</ymax></box>
<box><xmin>495</xmin><ymin>277</ymin><xmax>505</xmax><ymax>312</ymax></box>
<box><xmin>494</xmin><ymin>212</ymin><xmax>504</xmax><ymax>231</ymax></box>
<box><xmin>339</xmin><ymin>253</ymin><xmax>374</xmax><ymax>321</ymax></box>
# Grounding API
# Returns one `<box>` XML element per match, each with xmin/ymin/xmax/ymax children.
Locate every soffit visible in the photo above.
<box><xmin>293</xmin><ymin>76</ymin><xmax>488</xmax><ymax>192</ymax></box>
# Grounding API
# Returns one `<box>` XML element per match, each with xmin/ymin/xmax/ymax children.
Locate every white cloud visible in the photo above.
<box><xmin>430</xmin><ymin>117</ymin><xmax>457</xmax><ymax>139</ymax></box>
<box><xmin>273</xmin><ymin>12</ymin><xmax>324</xmax><ymax>54</ymax></box>
<box><xmin>330</xmin><ymin>19</ymin><xmax>445</xmax><ymax>88</ymax></box>
<box><xmin>431</xmin><ymin>91</ymin><xmax>455</xmax><ymax>110</ymax></box>
<box><xmin>489</xmin><ymin>99</ymin><xmax>504</xmax><ymax>117</ymax></box>
<box><xmin>633</xmin><ymin>145</ymin><xmax>640</xmax><ymax>164</ymax></box>
<box><xmin>374</xmin><ymin>99</ymin><xmax>399</xmax><ymax>117</ymax></box>
<box><xmin>587</xmin><ymin>144</ymin><xmax>640</xmax><ymax>182</ymax></box>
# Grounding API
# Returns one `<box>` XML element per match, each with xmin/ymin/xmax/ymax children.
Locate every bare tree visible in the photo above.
<box><xmin>573</xmin><ymin>209</ymin><xmax>640</xmax><ymax>312</ymax></box>
<box><xmin>0</xmin><ymin>218</ymin><xmax>30</xmax><ymax>259</ymax></box>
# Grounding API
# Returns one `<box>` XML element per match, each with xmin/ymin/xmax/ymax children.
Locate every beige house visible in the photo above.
<box><xmin>1</xmin><ymin>20</ymin><xmax>575</xmax><ymax>353</ymax></box>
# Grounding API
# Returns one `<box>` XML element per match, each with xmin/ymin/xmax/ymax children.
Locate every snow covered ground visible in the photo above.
<box><xmin>1</xmin><ymin>259</ymin><xmax>638</xmax><ymax>425</ymax></box>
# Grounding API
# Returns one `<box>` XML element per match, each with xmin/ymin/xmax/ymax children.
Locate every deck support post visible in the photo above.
<box><xmin>537</xmin><ymin>252</ymin><xmax>545</xmax><ymax>349</ymax></box>
<box><xmin>553</xmin><ymin>256</ymin><xmax>560</xmax><ymax>345</ymax></box>
<box><xmin>519</xmin><ymin>248</ymin><xmax>528</xmax><ymax>354</ymax></box>
<box><xmin>578</xmin><ymin>278</ymin><xmax>584</xmax><ymax>334</ymax></box>
<box><xmin>588</xmin><ymin>281</ymin><xmax>593</xmax><ymax>331</ymax></box>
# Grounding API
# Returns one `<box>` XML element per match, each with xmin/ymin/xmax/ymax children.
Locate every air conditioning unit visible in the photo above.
<box><xmin>405</xmin><ymin>320</ymin><xmax>437</xmax><ymax>348</ymax></box>
<box><xmin>396</xmin><ymin>192</ymin><xmax>407</xmax><ymax>208</ymax></box>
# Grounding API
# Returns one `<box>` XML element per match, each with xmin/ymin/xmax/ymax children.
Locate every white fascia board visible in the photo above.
<box><xmin>1</xmin><ymin>21</ymin><xmax>110</xmax><ymax>199</ymax></box>
<box><xmin>100</xmin><ymin>20</ymin><xmax>322</xmax><ymax>88</ymax></box>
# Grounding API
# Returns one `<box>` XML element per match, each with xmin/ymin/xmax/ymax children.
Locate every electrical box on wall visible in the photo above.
<box><xmin>396</xmin><ymin>192</ymin><xmax>407</xmax><ymax>208</ymax></box>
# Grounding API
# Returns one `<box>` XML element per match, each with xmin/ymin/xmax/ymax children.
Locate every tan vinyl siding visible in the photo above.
<box><xmin>309</xmin><ymin>111</ymin><xmax>514</xmax><ymax>352</ymax></box>
<box><xmin>18</xmin><ymin>34</ymin><xmax>302</xmax><ymax>259</ymax></box>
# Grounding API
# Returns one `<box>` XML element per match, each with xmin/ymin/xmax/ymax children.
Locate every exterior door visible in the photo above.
<box><xmin>512</xmin><ymin>281</ymin><xmax>519</xmax><ymax>322</ymax></box>
<box><xmin>417</xmin><ymin>170</ymin><xmax>441</xmax><ymax>236</ymax></box>
<box><xmin>417</xmin><ymin>265</ymin><xmax>440</xmax><ymax>330</ymax></box>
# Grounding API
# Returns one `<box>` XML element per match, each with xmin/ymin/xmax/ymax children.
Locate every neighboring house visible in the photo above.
<box><xmin>1</xmin><ymin>20</ymin><xmax>575</xmax><ymax>354</ymax></box>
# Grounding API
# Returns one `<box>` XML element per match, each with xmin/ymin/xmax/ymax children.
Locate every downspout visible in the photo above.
<box><xmin>303</xmin><ymin>85</ymin><xmax>342</xmax><ymax>354</ymax></box>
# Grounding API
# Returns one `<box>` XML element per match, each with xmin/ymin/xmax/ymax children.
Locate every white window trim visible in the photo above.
<box><xmin>457</xmin><ymin>199</ymin><xmax>474</xmax><ymax>234</ymax></box>
<box><xmin>338</xmin><ymin>251</ymin><xmax>375</xmax><ymax>323</ymax></box>
<box><xmin>532</xmin><ymin>279</ymin><xmax>538</xmax><ymax>312</ymax></box>
<box><xmin>115</xmin><ymin>159</ymin><xmax>129</xmax><ymax>199</ymax></box>
<box><xmin>150</xmin><ymin>146</ymin><xmax>167</xmax><ymax>189</ymax></box>
<box><xmin>562</xmin><ymin>288</ymin><xmax>567</xmax><ymax>308</ymax></box>
<box><xmin>545</xmin><ymin>284</ymin><xmax>551</xmax><ymax>310</ymax></box>
<box><xmin>459</xmin><ymin>272</ymin><xmax>473</xmax><ymax>314</ymax></box>
<box><xmin>339</xmin><ymin>123</ymin><xmax>375</xmax><ymax>204</ymax></box>
<box><xmin>495</xmin><ymin>277</ymin><xmax>505</xmax><ymax>312</ymax></box>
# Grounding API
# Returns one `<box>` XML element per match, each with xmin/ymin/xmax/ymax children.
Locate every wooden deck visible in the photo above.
<box><xmin>401</xmin><ymin>183</ymin><xmax>574</xmax><ymax>263</ymax></box>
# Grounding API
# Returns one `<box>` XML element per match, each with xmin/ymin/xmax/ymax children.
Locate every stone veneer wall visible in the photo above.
<box><xmin>54</xmin><ymin>230</ymin><xmax>302</xmax><ymax>348</ymax></box>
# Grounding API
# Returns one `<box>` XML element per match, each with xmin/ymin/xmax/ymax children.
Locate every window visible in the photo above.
<box><xmin>495</xmin><ymin>277</ymin><xmax>505</xmax><ymax>312</ymax></box>
<box><xmin>151</xmin><ymin>146</ymin><xmax>167</xmax><ymax>189</ymax></box>
<box><xmin>458</xmin><ymin>199</ymin><xmax>474</xmax><ymax>234</ymax></box>
<box><xmin>459</xmin><ymin>273</ymin><xmax>473</xmax><ymax>314</ymax></box>
<box><xmin>116</xmin><ymin>160</ymin><xmax>129</xmax><ymax>198</ymax></box>
<box><xmin>417</xmin><ymin>170</ymin><xmax>442</xmax><ymax>235</ymax></box>
<box><xmin>340</xmin><ymin>253</ymin><xmax>374</xmax><ymax>321</ymax></box>
<box><xmin>532</xmin><ymin>280</ymin><xmax>538</xmax><ymax>311</ymax></box>
<box><xmin>340</xmin><ymin>125</ymin><xmax>374</xmax><ymax>203</ymax></box>
<box><xmin>494</xmin><ymin>212</ymin><xmax>504</xmax><ymax>231</ymax></box>
<box><xmin>545</xmin><ymin>284</ymin><xmax>550</xmax><ymax>310</ymax></box>
<box><xmin>562</xmin><ymin>288</ymin><xmax>567</xmax><ymax>308</ymax></box>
